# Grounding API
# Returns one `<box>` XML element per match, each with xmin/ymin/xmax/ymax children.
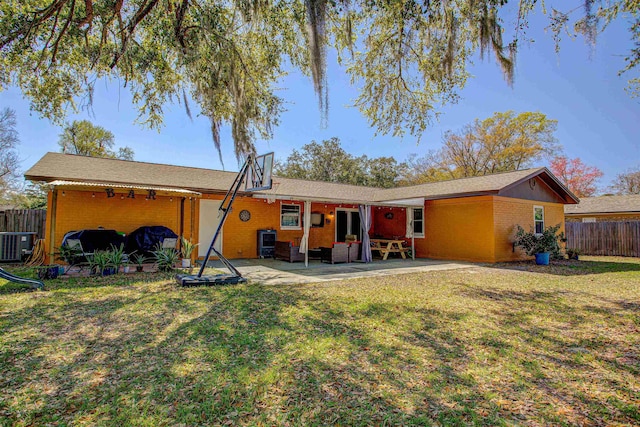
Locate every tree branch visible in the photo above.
<box><xmin>50</xmin><ymin>0</ymin><xmax>76</xmax><ymax>64</ymax></box>
<box><xmin>110</xmin><ymin>0</ymin><xmax>160</xmax><ymax>69</ymax></box>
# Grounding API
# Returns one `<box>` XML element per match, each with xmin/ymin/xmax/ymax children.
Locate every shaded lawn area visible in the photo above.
<box><xmin>0</xmin><ymin>257</ymin><xmax>639</xmax><ymax>426</ymax></box>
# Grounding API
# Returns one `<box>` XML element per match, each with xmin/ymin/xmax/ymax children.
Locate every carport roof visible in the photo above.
<box><xmin>25</xmin><ymin>152</ymin><xmax>578</xmax><ymax>204</ymax></box>
<box><xmin>48</xmin><ymin>180</ymin><xmax>202</xmax><ymax>197</ymax></box>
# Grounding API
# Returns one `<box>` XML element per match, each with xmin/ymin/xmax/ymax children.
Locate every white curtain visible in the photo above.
<box><xmin>359</xmin><ymin>204</ymin><xmax>372</xmax><ymax>263</ymax></box>
<box><xmin>299</xmin><ymin>201</ymin><xmax>311</xmax><ymax>266</ymax></box>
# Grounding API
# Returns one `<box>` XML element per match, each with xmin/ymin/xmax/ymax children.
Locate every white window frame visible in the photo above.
<box><xmin>406</xmin><ymin>207</ymin><xmax>425</xmax><ymax>238</ymax></box>
<box><xmin>280</xmin><ymin>203</ymin><xmax>302</xmax><ymax>230</ymax></box>
<box><xmin>534</xmin><ymin>205</ymin><xmax>544</xmax><ymax>235</ymax></box>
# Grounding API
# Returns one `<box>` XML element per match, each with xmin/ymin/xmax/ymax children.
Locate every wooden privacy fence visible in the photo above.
<box><xmin>0</xmin><ymin>209</ymin><xmax>47</xmax><ymax>239</ymax></box>
<box><xmin>565</xmin><ymin>221</ymin><xmax>640</xmax><ymax>257</ymax></box>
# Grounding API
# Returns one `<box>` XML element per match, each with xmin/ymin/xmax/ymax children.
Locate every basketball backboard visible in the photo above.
<box><xmin>245</xmin><ymin>152</ymin><xmax>274</xmax><ymax>192</ymax></box>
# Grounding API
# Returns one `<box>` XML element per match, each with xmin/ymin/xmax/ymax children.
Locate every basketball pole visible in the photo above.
<box><xmin>177</xmin><ymin>152</ymin><xmax>274</xmax><ymax>286</ymax></box>
<box><xmin>196</xmin><ymin>159</ymin><xmax>250</xmax><ymax>278</ymax></box>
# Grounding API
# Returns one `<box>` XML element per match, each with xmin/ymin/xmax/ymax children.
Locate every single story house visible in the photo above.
<box><xmin>565</xmin><ymin>194</ymin><xmax>640</xmax><ymax>223</ymax></box>
<box><xmin>25</xmin><ymin>153</ymin><xmax>578</xmax><ymax>263</ymax></box>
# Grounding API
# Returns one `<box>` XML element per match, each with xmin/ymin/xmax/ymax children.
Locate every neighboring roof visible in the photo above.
<box><xmin>25</xmin><ymin>152</ymin><xmax>579</xmax><ymax>204</ymax></box>
<box><xmin>564</xmin><ymin>194</ymin><xmax>640</xmax><ymax>215</ymax></box>
<box><xmin>0</xmin><ymin>205</ymin><xmax>17</xmax><ymax>212</ymax></box>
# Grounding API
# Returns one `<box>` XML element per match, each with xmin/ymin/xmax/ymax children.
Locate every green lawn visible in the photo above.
<box><xmin>1</xmin><ymin>257</ymin><xmax>639</xmax><ymax>426</ymax></box>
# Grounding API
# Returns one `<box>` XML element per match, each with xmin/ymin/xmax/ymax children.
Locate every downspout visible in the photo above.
<box><xmin>179</xmin><ymin>197</ymin><xmax>185</xmax><ymax>252</ymax></box>
<box><xmin>48</xmin><ymin>188</ymin><xmax>58</xmax><ymax>263</ymax></box>
<box><xmin>304</xmin><ymin>200</ymin><xmax>311</xmax><ymax>267</ymax></box>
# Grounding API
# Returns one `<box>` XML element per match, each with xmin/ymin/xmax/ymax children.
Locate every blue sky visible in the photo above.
<box><xmin>2</xmin><ymin>8</ymin><xmax>639</xmax><ymax>191</ymax></box>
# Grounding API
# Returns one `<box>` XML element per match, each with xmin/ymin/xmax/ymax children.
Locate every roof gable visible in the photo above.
<box><xmin>373</xmin><ymin>167</ymin><xmax>578</xmax><ymax>204</ymax></box>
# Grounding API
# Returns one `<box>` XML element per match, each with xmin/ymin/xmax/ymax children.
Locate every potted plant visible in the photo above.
<box><xmin>151</xmin><ymin>243</ymin><xmax>180</xmax><ymax>272</ymax></box>
<box><xmin>55</xmin><ymin>244</ymin><xmax>82</xmax><ymax>274</ymax></box>
<box><xmin>88</xmin><ymin>251</ymin><xmax>113</xmax><ymax>276</ymax></box>
<box><xmin>108</xmin><ymin>244</ymin><xmax>126</xmax><ymax>274</ymax></box>
<box><xmin>513</xmin><ymin>224</ymin><xmax>564</xmax><ymax>265</ymax></box>
<box><xmin>566</xmin><ymin>248</ymin><xmax>581</xmax><ymax>260</ymax></box>
<box><xmin>36</xmin><ymin>265</ymin><xmax>60</xmax><ymax>280</ymax></box>
<box><xmin>180</xmin><ymin>236</ymin><xmax>198</xmax><ymax>268</ymax></box>
<box><xmin>132</xmin><ymin>253</ymin><xmax>146</xmax><ymax>272</ymax></box>
<box><xmin>123</xmin><ymin>256</ymin><xmax>131</xmax><ymax>273</ymax></box>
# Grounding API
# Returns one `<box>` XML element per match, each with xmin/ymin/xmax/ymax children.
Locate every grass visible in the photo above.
<box><xmin>0</xmin><ymin>257</ymin><xmax>639</xmax><ymax>426</ymax></box>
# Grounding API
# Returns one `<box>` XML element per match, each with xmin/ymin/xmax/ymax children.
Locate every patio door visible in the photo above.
<box><xmin>335</xmin><ymin>209</ymin><xmax>361</xmax><ymax>242</ymax></box>
<box><xmin>198</xmin><ymin>200</ymin><xmax>223</xmax><ymax>257</ymax></box>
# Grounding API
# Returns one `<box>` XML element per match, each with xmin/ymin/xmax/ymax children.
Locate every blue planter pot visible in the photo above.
<box><xmin>102</xmin><ymin>267</ymin><xmax>117</xmax><ymax>276</ymax></box>
<box><xmin>535</xmin><ymin>252</ymin><xmax>550</xmax><ymax>265</ymax></box>
<box><xmin>37</xmin><ymin>266</ymin><xmax>60</xmax><ymax>280</ymax></box>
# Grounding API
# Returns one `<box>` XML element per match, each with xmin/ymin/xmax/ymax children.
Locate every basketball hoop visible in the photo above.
<box><xmin>176</xmin><ymin>152</ymin><xmax>274</xmax><ymax>287</ymax></box>
<box><xmin>245</xmin><ymin>152</ymin><xmax>274</xmax><ymax>192</ymax></box>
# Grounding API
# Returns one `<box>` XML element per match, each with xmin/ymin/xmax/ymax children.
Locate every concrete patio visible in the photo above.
<box><xmin>201</xmin><ymin>258</ymin><xmax>474</xmax><ymax>285</ymax></box>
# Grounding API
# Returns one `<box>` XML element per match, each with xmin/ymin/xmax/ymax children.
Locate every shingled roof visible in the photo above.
<box><xmin>564</xmin><ymin>194</ymin><xmax>640</xmax><ymax>215</ymax></box>
<box><xmin>25</xmin><ymin>152</ymin><xmax>578</xmax><ymax>204</ymax></box>
<box><xmin>372</xmin><ymin>167</ymin><xmax>576</xmax><ymax>201</ymax></box>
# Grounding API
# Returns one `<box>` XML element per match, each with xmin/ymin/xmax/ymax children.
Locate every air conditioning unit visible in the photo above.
<box><xmin>0</xmin><ymin>232</ymin><xmax>36</xmax><ymax>262</ymax></box>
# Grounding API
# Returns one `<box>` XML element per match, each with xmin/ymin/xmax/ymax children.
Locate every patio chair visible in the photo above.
<box><xmin>162</xmin><ymin>237</ymin><xmax>178</xmax><ymax>249</ymax></box>
<box><xmin>348</xmin><ymin>241</ymin><xmax>361</xmax><ymax>262</ymax></box>
<box><xmin>320</xmin><ymin>242</ymin><xmax>349</xmax><ymax>264</ymax></box>
<box><xmin>65</xmin><ymin>239</ymin><xmax>93</xmax><ymax>272</ymax></box>
<box><xmin>274</xmin><ymin>241</ymin><xmax>305</xmax><ymax>262</ymax></box>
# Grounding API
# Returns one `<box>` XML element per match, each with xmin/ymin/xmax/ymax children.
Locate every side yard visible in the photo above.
<box><xmin>1</xmin><ymin>257</ymin><xmax>639</xmax><ymax>426</ymax></box>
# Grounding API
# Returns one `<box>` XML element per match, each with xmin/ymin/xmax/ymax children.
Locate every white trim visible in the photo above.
<box><xmin>533</xmin><ymin>205</ymin><xmax>544</xmax><ymax>234</ymax></box>
<box><xmin>280</xmin><ymin>203</ymin><xmax>302</xmax><ymax>230</ymax></box>
<box><xmin>375</xmin><ymin>197</ymin><xmax>425</xmax><ymax>207</ymax></box>
<box><xmin>406</xmin><ymin>207</ymin><xmax>425</xmax><ymax>239</ymax></box>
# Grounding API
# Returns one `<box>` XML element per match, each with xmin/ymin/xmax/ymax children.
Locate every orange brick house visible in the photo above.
<box><xmin>25</xmin><ymin>153</ymin><xmax>579</xmax><ymax>263</ymax></box>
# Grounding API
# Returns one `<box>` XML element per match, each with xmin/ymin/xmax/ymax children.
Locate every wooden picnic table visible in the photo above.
<box><xmin>370</xmin><ymin>238</ymin><xmax>408</xmax><ymax>260</ymax></box>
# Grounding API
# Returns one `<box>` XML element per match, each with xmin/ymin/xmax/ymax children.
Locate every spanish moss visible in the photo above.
<box><xmin>305</xmin><ymin>0</ymin><xmax>329</xmax><ymax>127</ymax></box>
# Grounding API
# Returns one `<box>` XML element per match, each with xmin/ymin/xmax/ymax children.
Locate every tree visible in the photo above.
<box><xmin>6</xmin><ymin>182</ymin><xmax>49</xmax><ymax>209</ymax></box>
<box><xmin>364</xmin><ymin>157</ymin><xmax>400</xmax><ymax>189</ymax></box>
<box><xmin>0</xmin><ymin>1</ymin><xmax>636</xmax><ymax>158</ymax></box>
<box><xmin>0</xmin><ymin>108</ymin><xmax>20</xmax><ymax>201</ymax></box>
<box><xmin>440</xmin><ymin>111</ymin><xmax>558</xmax><ymax>178</ymax></box>
<box><xmin>59</xmin><ymin>120</ymin><xmax>134</xmax><ymax>160</ymax></box>
<box><xmin>274</xmin><ymin>138</ymin><xmax>398</xmax><ymax>188</ymax></box>
<box><xmin>549</xmin><ymin>156</ymin><xmax>603</xmax><ymax>197</ymax></box>
<box><xmin>610</xmin><ymin>167</ymin><xmax>640</xmax><ymax>194</ymax></box>
<box><xmin>397</xmin><ymin>111</ymin><xmax>559</xmax><ymax>184</ymax></box>
<box><xmin>397</xmin><ymin>152</ymin><xmax>451</xmax><ymax>186</ymax></box>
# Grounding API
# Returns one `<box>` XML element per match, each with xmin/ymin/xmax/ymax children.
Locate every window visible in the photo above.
<box><xmin>534</xmin><ymin>206</ymin><xmax>544</xmax><ymax>234</ymax></box>
<box><xmin>280</xmin><ymin>204</ymin><xmax>301</xmax><ymax>229</ymax></box>
<box><xmin>407</xmin><ymin>207</ymin><xmax>425</xmax><ymax>238</ymax></box>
